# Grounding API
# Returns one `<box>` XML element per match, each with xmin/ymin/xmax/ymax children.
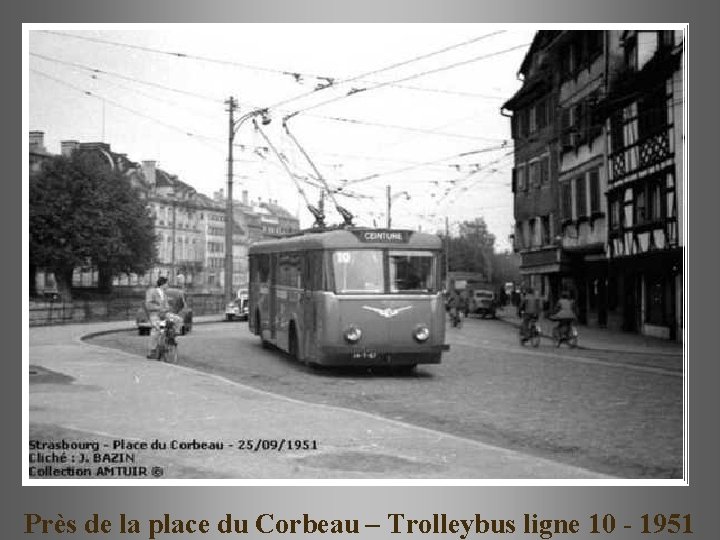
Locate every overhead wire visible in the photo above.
<box><xmin>30</xmin><ymin>68</ymin><xmax>225</xmax><ymax>154</ymax></box>
<box><xmin>32</xmin><ymin>51</ymin><xmax>508</xmax><ymax>148</ymax></box>
<box><xmin>33</xmin><ymin>62</ymin><xmax>491</xmax><ymax>185</ymax></box>
<box><xmin>39</xmin><ymin>30</ymin><xmax>512</xmax><ymax>107</ymax></box>
<box><xmin>31</xmin><ymin>52</ymin><xmax>225</xmax><ymax>104</ymax></box>
<box><xmin>342</xmin><ymin>143</ymin><xmax>511</xmax><ymax>186</ymax></box>
<box><xmin>283</xmin><ymin>42</ymin><xmax>531</xmax><ymax>118</ymax></box>
<box><xmin>311</xmin><ymin>114</ymin><xmax>508</xmax><ymax>143</ymax></box>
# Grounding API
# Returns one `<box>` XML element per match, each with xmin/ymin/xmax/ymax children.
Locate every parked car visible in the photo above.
<box><xmin>225</xmin><ymin>295</ymin><xmax>249</xmax><ymax>321</ymax></box>
<box><xmin>469</xmin><ymin>289</ymin><xmax>497</xmax><ymax>318</ymax></box>
<box><xmin>136</xmin><ymin>288</ymin><xmax>193</xmax><ymax>336</ymax></box>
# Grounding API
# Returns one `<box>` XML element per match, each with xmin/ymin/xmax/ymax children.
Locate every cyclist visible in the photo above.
<box><xmin>518</xmin><ymin>288</ymin><xmax>541</xmax><ymax>340</ymax></box>
<box><xmin>551</xmin><ymin>290</ymin><xmax>577</xmax><ymax>339</ymax></box>
<box><xmin>145</xmin><ymin>276</ymin><xmax>170</xmax><ymax>359</ymax></box>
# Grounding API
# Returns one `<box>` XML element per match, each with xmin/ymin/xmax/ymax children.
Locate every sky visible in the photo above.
<box><xmin>27</xmin><ymin>24</ymin><xmax>536</xmax><ymax>251</ymax></box>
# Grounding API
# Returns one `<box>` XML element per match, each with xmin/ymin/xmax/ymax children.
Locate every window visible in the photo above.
<box><xmin>561</xmin><ymin>182</ymin><xmax>573</xmax><ymax>221</ymax></box>
<box><xmin>514</xmin><ymin>224</ymin><xmax>523</xmax><ymax>250</ymax></box>
<box><xmin>278</xmin><ymin>252</ymin><xmax>303</xmax><ymax>288</ymax></box>
<box><xmin>540</xmin><ymin>155</ymin><xmax>550</xmax><ymax>184</ymax></box>
<box><xmin>573</xmin><ymin>102</ymin><xmax>586</xmax><ymax>146</ymax></box>
<box><xmin>529</xmin><ymin>219</ymin><xmax>537</xmax><ymax>248</ymax></box>
<box><xmin>519</xmin><ymin>109</ymin><xmax>529</xmax><ymax>138</ymax></box>
<box><xmin>561</xmin><ymin>41</ymin><xmax>577</xmax><ymax>78</ymax></box>
<box><xmin>529</xmin><ymin>107</ymin><xmax>537</xmax><ymax>134</ymax></box>
<box><xmin>610</xmin><ymin>110</ymin><xmax>625</xmax><ymax>154</ymax></box>
<box><xmin>575</xmin><ymin>175</ymin><xmax>588</xmax><ymax>219</ymax></box>
<box><xmin>332</xmin><ymin>250</ymin><xmax>384</xmax><ymax>294</ymax></box>
<box><xmin>561</xmin><ymin>106</ymin><xmax>578</xmax><ymax>150</ymax></box>
<box><xmin>305</xmin><ymin>251</ymin><xmax>325</xmax><ymax>291</ymax></box>
<box><xmin>647</xmin><ymin>182</ymin><xmax>663</xmax><ymax>222</ymax></box>
<box><xmin>529</xmin><ymin>161</ymin><xmax>540</xmax><ymax>188</ymax></box>
<box><xmin>517</xmin><ymin>165</ymin><xmax>526</xmax><ymax>191</ymax></box>
<box><xmin>586</xmin><ymin>31</ymin><xmax>603</xmax><ymax>61</ymax></box>
<box><xmin>389</xmin><ymin>251</ymin><xmax>437</xmax><ymax>293</ymax></box>
<box><xmin>589</xmin><ymin>169</ymin><xmax>601</xmax><ymax>214</ymax></box>
<box><xmin>541</xmin><ymin>215</ymin><xmax>551</xmax><ymax>246</ymax></box>
<box><xmin>250</xmin><ymin>254</ymin><xmax>270</xmax><ymax>283</ymax></box>
<box><xmin>638</xmin><ymin>84</ymin><xmax>668</xmax><ymax>138</ymax></box>
<box><xmin>659</xmin><ymin>30</ymin><xmax>675</xmax><ymax>50</ymax></box>
<box><xmin>536</xmin><ymin>99</ymin><xmax>548</xmax><ymax>131</ymax></box>
<box><xmin>634</xmin><ymin>188</ymin><xmax>646</xmax><ymax>225</ymax></box>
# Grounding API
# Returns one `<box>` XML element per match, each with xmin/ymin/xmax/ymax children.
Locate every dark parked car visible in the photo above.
<box><xmin>469</xmin><ymin>289</ymin><xmax>497</xmax><ymax>318</ymax></box>
<box><xmin>136</xmin><ymin>288</ymin><xmax>193</xmax><ymax>336</ymax></box>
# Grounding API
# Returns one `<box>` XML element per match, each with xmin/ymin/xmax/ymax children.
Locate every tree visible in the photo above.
<box><xmin>30</xmin><ymin>152</ymin><xmax>157</xmax><ymax>299</ymax></box>
<box><xmin>447</xmin><ymin>217</ymin><xmax>496</xmax><ymax>278</ymax></box>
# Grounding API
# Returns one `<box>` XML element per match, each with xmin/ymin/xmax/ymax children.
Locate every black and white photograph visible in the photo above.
<box><xmin>25</xmin><ymin>24</ymin><xmax>686</xmax><ymax>483</ymax></box>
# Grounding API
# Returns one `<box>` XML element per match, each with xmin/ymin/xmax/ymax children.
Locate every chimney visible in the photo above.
<box><xmin>29</xmin><ymin>131</ymin><xmax>45</xmax><ymax>151</ymax></box>
<box><xmin>141</xmin><ymin>160</ymin><xmax>157</xmax><ymax>186</ymax></box>
<box><xmin>242</xmin><ymin>190</ymin><xmax>248</xmax><ymax>206</ymax></box>
<box><xmin>60</xmin><ymin>140</ymin><xmax>80</xmax><ymax>157</ymax></box>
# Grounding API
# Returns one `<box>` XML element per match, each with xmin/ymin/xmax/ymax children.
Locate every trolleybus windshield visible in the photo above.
<box><xmin>331</xmin><ymin>249</ymin><xmax>438</xmax><ymax>294</ymax></box>
<box><xmin>389</xmin><ymin>250</ymin><xmax>437</xmax><ymax>293</ymax></box>
<box><xmin>332</xmin><ymin>250</ymin><xmax>384</xmax><ymax>293</ymax></box>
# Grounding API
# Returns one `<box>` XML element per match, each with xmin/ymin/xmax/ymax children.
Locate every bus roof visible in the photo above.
<box><xmin>248</xmin><ymin>228</ymin><xmax>442</xmax><ymax>254</ymax></box>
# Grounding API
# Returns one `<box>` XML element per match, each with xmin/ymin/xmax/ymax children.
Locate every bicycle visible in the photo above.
<box><xmin>552</xmin><ymin>320</ymin><xmax>578</xmax><ymax>348</ymax></box>
<box><xmin>156</xmin><ymin>317</ymin><xmax>179</xmax><ymax>363</ymax></box>
<box><xmin>519</xmin><ymin>316</ymin><xmax>541</xmax><ymax>347</ymax></box>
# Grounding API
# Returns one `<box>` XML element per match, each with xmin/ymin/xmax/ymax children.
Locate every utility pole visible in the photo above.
<box><xmin>224</xmin><ymin>97</ymin><xmax>237</xmax><ymax>304</ymax></box>
<box><xmin>386</xmin><ymin>185</ymin><xmax>391</xmax><ymax>228</ymax></box>
<box><xmin>171</xmin><ymin>199</ymin><xmax>177</xmax><ymax>285</ymax></box>
<box><xmin>445</xmin><ymin>216</ymin><xmax>450</xmax><ymax>291</ymax></box>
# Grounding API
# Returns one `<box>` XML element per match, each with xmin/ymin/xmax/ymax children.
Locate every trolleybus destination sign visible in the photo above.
<box><xmin>352</xmin><ymin>230</ymin><xmax>413</xmax><ymax>243</ymax></box>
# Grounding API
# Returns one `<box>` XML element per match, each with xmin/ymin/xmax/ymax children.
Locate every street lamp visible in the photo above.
<box><xmin>225</xmin><ymin>97</ymin><xmax>271</xmax><ymax>303</ymax></box>
<box><xmin>386</xmin><ymin>184</ymin><xmax>410</xmax><ymax>229</ymax></box>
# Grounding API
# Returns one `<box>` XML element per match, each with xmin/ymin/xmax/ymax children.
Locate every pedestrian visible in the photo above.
<box><xmin>145</xmin><ymin>276</ymin><xmax>170</xmax><ymax>359</ymax></box>
<box><xmin>447</xmin><ymin>289</ymin><xmax>462</xmax><ymax>326</ymax></box>
<box><xmin>498</xmin><ymin>288</ymin><xmax>507</xmax><ymax>308</ymax></box>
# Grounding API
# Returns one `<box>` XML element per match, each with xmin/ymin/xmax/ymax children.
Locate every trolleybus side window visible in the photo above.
<box><xmin>331</xmin><ymin>250</ymin><xmax>384</xmax><ymax>294</ymax></box>
<box><xmin>252</xmin><ymin>254</ymin><xmax>270</xmax><ymax>283</ymax></box>
<box><xmin>278</xmin><ymin>252</ymin><xmax>303</xmax><ymax>288</ymax></box>
<box><xmin>305</xmin><ymin>251</ymin><xmax>324</xmax><ymax>291</ymax></box>
<box><xmin>389</xmin><ymin>250</ymin><xmax>437</xmax><ymax>293</ymax></box>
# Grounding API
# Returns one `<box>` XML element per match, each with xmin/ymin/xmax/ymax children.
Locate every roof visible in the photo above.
<box><xmin>249</xmin><ymin>228</ymin><xmax>442</xmax><ymax>254</ymax></box>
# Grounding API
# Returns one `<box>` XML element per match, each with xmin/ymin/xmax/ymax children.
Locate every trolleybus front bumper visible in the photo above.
<box><xmin>316</xmin><ymin>344</ymin><xmax>449</xmax><ymax>366</ymax></box>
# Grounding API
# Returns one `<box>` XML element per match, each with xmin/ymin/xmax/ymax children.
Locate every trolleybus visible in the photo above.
<box><xmin>248</xmin><ymin>228</ymin><xmax>449</xmax><ymax>368</ymax></box>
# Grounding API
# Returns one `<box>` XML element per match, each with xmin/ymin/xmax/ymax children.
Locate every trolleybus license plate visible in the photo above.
<box><xmin>351</xmin><ymin>348</ymin><xmax>377</xmax><ymax>359</ymax></box>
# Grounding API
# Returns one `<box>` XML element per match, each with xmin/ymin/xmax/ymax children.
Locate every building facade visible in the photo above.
<box><xmin>503</xmin><ymin>31</ymin><xmax>562</xmax><ymax>308</ymax></box>
<box><xmin>599</xmin><ymin>30</ymin><xmax>684</xmax><ymax>340</ymax></box>
<box><xmin>504</xmin><ymin>30</ymin><xmax>684</xmax><ymax>341</ymax></box>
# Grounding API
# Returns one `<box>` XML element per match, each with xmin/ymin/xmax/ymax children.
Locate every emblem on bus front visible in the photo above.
<box><xmin>362</xmin><ymin>306</ymin><xmax>413</xmax><ymax>318</ymax></box>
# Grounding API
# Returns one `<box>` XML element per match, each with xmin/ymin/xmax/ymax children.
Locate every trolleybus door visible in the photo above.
<box><xmin>301</xmin><ymin>252</ymin><xmax>320</xmax><ymax>360</ymax></box>
<box><xmin>270</xmin><ymin>253</ymin><xmax>278</xmax><ymax>339</ymax></box>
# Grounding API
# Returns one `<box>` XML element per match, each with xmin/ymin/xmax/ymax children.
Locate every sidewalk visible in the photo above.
<box><xmin>495</xmin><ymin>307</ymin><xmax>683</xmax><ymax>357</ymax></box>
<box><xmin>27</xmin><ymin>320</ymin><xmax>612</xmax><ymax>480</ymax></box>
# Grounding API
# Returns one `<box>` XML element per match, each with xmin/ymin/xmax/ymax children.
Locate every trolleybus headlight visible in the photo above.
<box><xmin>413</xmin><ymin>325</ymin><xmax>430</xmax><ymax>343</ymax></box>
<box><xmin>343</xmin><ymin>326</ymin><xmax>363</xmax><ymax>344</ymax></box>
